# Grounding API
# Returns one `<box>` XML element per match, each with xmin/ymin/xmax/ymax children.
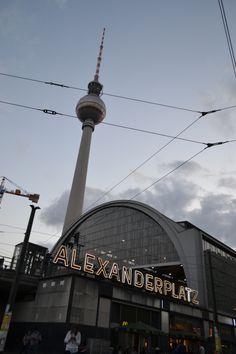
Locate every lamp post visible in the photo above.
<box><xmin>0</xmin><ymin>205</ymin><xmax>40</xmax><ymax>352</ymax></box>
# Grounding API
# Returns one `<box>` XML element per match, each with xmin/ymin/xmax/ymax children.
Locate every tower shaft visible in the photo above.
<box><xmin>62</xmin><ymin>120</ymin><xmax>94</xmax><ymax>234</ymax></box>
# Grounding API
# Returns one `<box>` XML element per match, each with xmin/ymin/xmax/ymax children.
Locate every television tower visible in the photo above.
<box><xmin>62</xmin><ymin>29</ymin><xmax>106</xmax><ymax>235</ymax></box>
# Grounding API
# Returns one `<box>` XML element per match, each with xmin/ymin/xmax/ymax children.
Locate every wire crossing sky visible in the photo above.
<box><xmin>0</xmin><ymin>0</ymin><xmax>236</xmax><ymax>258</ymax></box>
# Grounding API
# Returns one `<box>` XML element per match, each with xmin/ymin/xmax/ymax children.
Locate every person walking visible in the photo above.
<box><xmin>199</xmin><ymin>343</ymin><xmax>205</xmax><ymax>354</ymax></box>
<box><xmin>20</xmin><ymin>330</ymin><xmax>31</xmax><ymax>354</ymax></box>
<box><xmin>64</xmin><ymin>326</ymin><xmax>81</xmax><ymax>354</ymax></box>
<box><xmin>176</xmin><ymin>340</ymin><xmax>186</xmax><ymax>354</ymax></box>
<box><xmin>28</xmin><ymin>328</ymin><xmax>42</xmax><ymax>354</ymax></box>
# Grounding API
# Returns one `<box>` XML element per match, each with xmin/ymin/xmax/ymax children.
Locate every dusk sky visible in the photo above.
<box><xmin>1</xmin><ymin>0</ymin><xmax>236</xmax><ymax>260</ymax></box>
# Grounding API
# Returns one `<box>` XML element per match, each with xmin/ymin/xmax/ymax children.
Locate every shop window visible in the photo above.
<box><xmin>97</xmin><ymin>298</ymin><xmax>111</xmax><ymax>328</ymax></box>
<box><xmin>220</xmin><ymin>324</ymin><xmax>233</xmax><ymax>338</ymax></box>
<box><xmin>170</xmin><ymin>314</ymin><xmax>203</xmax><ymax>337</ymax></box>
<box><xmin>151</xmin><ymin>311</ymin><xmax>160</xmax><ymax>328</ymax></box>
<box><xmin>111</xmin><ymin>302</ymin><xmax>120</xmax><ymax>323</ymax></box>
<box><xmin>137</xmin><ymin>308</ymin><xmax>150</xmax><ymax>324</ymax></box>
<box><xmin>120</xmin><ymin>304</ymin><xmax>136</xmax><ymax>323</ymax></box>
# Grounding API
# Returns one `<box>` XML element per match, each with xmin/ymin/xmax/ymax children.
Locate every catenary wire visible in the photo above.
<box><xmin>1</xmin><ymin>98</ymin><xmax>236</xmax><ymax>119</ymax></box>
<box><xmin>102</xmin><ymin>121</ymin><xmax>206</xmax><ymax>145</ymax></box>
<box><xmin>3</xmin><ymin>98</ymin><xmax>236</xmax><ymax>146</ymax></box>
<box><xmin>1</xmin><ymin>70</ymin><xmax>235</xmax><ymax>260</ymax></box>
<box><xmin>57</xmin><ymin>139</ymin><xmax>234</xmax><ymax>252</ymax></box>
<box><xmin>1</xmin><ymin>98</ymin><xmax>236</xmax><ymax>243</ymax></box>
<box><xmin>218</xmin><ymin>0</ymin><xmax>236</xmax><ymax>79</ymax></box>
<box><xmin>130</xmin><ymin>140</ymin><xmax>232</xmax><ymax>200</ymax></box>
<box><xmin>77</xmin><ymin>138</ymin><xmax>234</xmax><ymax>248</ymax></box>
<box><xmin>1</xmin><ymin>99</ymin><xmax>236</xmax><ymax>210</ymax></box>
<box><xmin>83</xmin><ymin>111</ymin><xmax>216</xmax><ymax>211</ymax></box>
<box><xmin>0</xmin><ymin>99</ymin><xmax>204</xmax><ymax>144</ymax></box>
<box><xmin>130</xmin><ymin>139</ymin><xmax>234</xmax><ymax>200</ymax></box>
<box><xmin>0</xmin><ymin>72</ymin><xmax>201</xmax><ymax>113</ymax></box>
<box><xmin>0</xmin><ymin>223</ymin><xmax>59</xmax><ymax>237</ymax></box>
<box><xmin>1</xmin><ymin>102</ymin><xmax>236</xmax><ymax>240</ymax></box>
<box><xmin>130</xmin><ymin>147</ymin><xmax>207</xmax><ymax>200</ymax></box>
<box><xmin>84</xmin><ymin>115</ymin><xmax>204</xmax><ymax>211</ymax></box>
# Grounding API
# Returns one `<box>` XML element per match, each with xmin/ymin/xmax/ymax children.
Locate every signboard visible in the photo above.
<box><xmin>53</xmin><ymin>246</ymin><xmax>199</xmax><ymax>305</ymax></box>
<box><xmin>0</xmin><ymin>309</ymin><xmax>12</xmax><ymax>352</ymax></box>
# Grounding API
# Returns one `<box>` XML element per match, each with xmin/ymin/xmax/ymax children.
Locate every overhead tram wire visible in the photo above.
<box><xmin>1</xmin><ymin>99</ymin><xmax>236</xmax><ymax>243</ymax></box>
<box><xmin>50</xmin><ymin>142</ymin><xmax>234</xmax><ymax>253</ymax></box>
<box><xmin>0</xmin><ymin>100</ymin><xmax>209</xmax><ymax>144</ymax></box>
<box><xmin>77</xmin><ymin>139</ymin><xmax>234</xmax><ymax>252</ymax></box>
<box><xmin>102</xmin><ymin>121</ymin><xmax>206</xmax><ymax>145</ymax></box>
<box><xmin>0</xmin><ymin>223</ymin><xmax>59</xmax><ymax>238</ymax></box>
<box><xmin>83</xmin><ymin>110</ymin><xmax>234</xmax><ymax>211</ymax></box>
<box><xmin>1</xmin><ymin>99</ymin><xmax>236</xmax><ymax>142</ymax></box>
<box><xmin>61</xmin><ymin>140</ymin><xmax>234</xmax><ymax>252</ymax></box>
<box><xmin>1</xmin><ymin>98</ymin><xmax>236</xmax><ymax>119</ymax></box>
<box><xmin>1</xmin><ymin>98</ymin><xmax>236</xmax><ymax>212</ymax></box>
<box><xmin>218</xmin><ymin>0</ymin><xmax>236</xmax><ymax>79</ymax></box>
<box><xmin>0</xmin><ymin>72</ymin><xmax>87</xmax><ymax>92</ymax></box>
<box><xmin>0</xmin><ymin>99</ymin><xmax>204</xmax><ymax>144</ymax></box>
<box><xmin>0</xmin><ymin>72</ymin><xmax>201</xmax><ymax>113</ymax></box>
<box><xmin>129</xmin><ymin>142</ymin><xmax>226</xmax><ymax>200</ymax></box>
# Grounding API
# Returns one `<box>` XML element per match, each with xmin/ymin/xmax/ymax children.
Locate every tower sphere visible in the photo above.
<box><xmin>76</xmin><ymin>92</ymin><xmax>106</xmax><ymax>125</ymax></box>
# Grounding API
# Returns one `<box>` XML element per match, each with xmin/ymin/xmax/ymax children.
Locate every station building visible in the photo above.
<box><xmin>6</xmin><ymin>200</ymin><xmax>236</xmax><ymax>354</ymax></box>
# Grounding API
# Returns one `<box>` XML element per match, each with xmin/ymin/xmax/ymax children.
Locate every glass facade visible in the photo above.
<box><xmin>202</xmin><ymin>239</ymin><xmax>236</xmax><ymax>261</ymax></box>
<box><xmin>72</xmin><ymin>206</ymin><xmax>179</xmax><ymax>268</ymax></box>
<box><xmin>204</xmin><ymin>250</ymin><xmax>236</xmax><ymax>314</ymax></box>
<box><xmin>11</xmin><ymin>242</ymin><xmax>48</xmax><ymax>276</ymax></box>
<box><xmin>110</xmin><ymin>302</ymin><xmax>161</xmax><ymax>329</ymax></box>
<box><xmin>169</xmin><ymin>313</ymin><xmax>203</xmax><ymax>337</ymax></box>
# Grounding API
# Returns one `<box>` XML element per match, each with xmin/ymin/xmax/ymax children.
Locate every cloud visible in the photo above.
<box><xmin>83</xmin><ymin>186</ymin><xmax>112</xmax><ymax>211</ymax></box>
<box><xmin>187</xmin><ymin>193</ymin><xmax>236</xmax><ymax>247</ymax></box>
<box><xmin>203</xmin><ymin>80</ymin><xmax>236</xmax><ymax>135</ymax></box>
<box><xmin>134</xmin><ymin>179</ymin><xmax>236</xmax><ymax>249</ymax></box>
<box><xmin>40</xmin><ymin>186</ymin><xmax>111</xmax><ymax>228</ymax></box>
<box><xmin>159</xmin><ymin>160</ymin><xmax>208</xmax><ymax>177</ymax></box>
<box><xmin>218</xmin><ymin>176</ymin><xmax>236</xmax><ymax>190</ymax></box>
<box><xmin>120</xmin><ymin>177</ymin><xmax>201</xmax><ymax>220</ymax></box>
<box><xmin>40</xmin><ymin>190</ymin><xmax>69</xmax><ymax>227</ymax></box>
<box><xmin>53</xmin><ymin>0</ymin><xmax>68</xmax><ymax>9</ymax></box>
<box><xmin>40</xmin><ymin>168</ymin><xmax>236</xmax><ymax>250</ymax></box>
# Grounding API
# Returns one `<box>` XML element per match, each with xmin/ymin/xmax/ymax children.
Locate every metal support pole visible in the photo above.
<box><xmin>0</xmin><ymin>205</ymin><xmax>40</xmax><ymax>352</ymax></box>
<box><xmin>207</xmin><ymin>250</ymin><xmax>222</xmax><ymax>354</ymax></box>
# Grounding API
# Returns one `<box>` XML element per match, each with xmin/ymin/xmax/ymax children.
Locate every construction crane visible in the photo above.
<box><xmin>0</xmin><ymin>177</ymin><xmax>39</xmax><ymax>207</ymax></box>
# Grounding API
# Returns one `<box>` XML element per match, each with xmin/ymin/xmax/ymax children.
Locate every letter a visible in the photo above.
<box><xmin>53</xmin><ymin>245</ymin><xmax>69</xmax><ymax>267</ymax></box>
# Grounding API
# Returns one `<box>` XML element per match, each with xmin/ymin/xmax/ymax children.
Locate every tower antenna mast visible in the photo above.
<box><xmin>94</xmin><ymin>28</ymin><xmax>105</xmax><ymax>82</ymax></box>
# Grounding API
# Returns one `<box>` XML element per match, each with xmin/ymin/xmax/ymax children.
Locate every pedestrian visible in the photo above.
<box><xmin>117</xmin><ymin>346</ymin><xmax>123</xmax><ymax>354</ymax></box>
<box><xmin>64</xmin><ymin>326</ymin><xmax>81</xmax><ymax>354</ymax></box>
<box><xmin>199</xmin><ymin>343</ymin><xmax>205</xmax><ymax>354</ymax></box>
<box><xmin>170</xmin><ymin>342</ymin><xmax>177</xmax><ymax>354</ymax></box>
<box><xmin>20</xmin><ymin>330</ymin><xmax>31</xmax><ymax>354</ymax></box>
<box><xmin>28</xmin><ymin>328</ymin><xmax>42</xmax><ymax>354</ymax></box>
<box><xmin>131</xmin><ymin>347</ymin><xmax>138</xmax><ymax>354</ymax></box>
<box><xmin>176</xmin><ymin>340</ymin><xmax>186</xmax><ymax>354</ymax></box>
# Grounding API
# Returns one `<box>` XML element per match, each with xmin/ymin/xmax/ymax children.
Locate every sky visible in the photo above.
<box><xmin>0</xmin><ymin>0</ymin><xmax>236</xmax><ymax>262</ymax></box>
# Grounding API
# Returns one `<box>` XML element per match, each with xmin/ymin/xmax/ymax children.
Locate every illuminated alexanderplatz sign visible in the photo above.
<box><xmin>53</xmin><ymin>245</ymin><xmax>199</xmax><ymax>305</ymax></box>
